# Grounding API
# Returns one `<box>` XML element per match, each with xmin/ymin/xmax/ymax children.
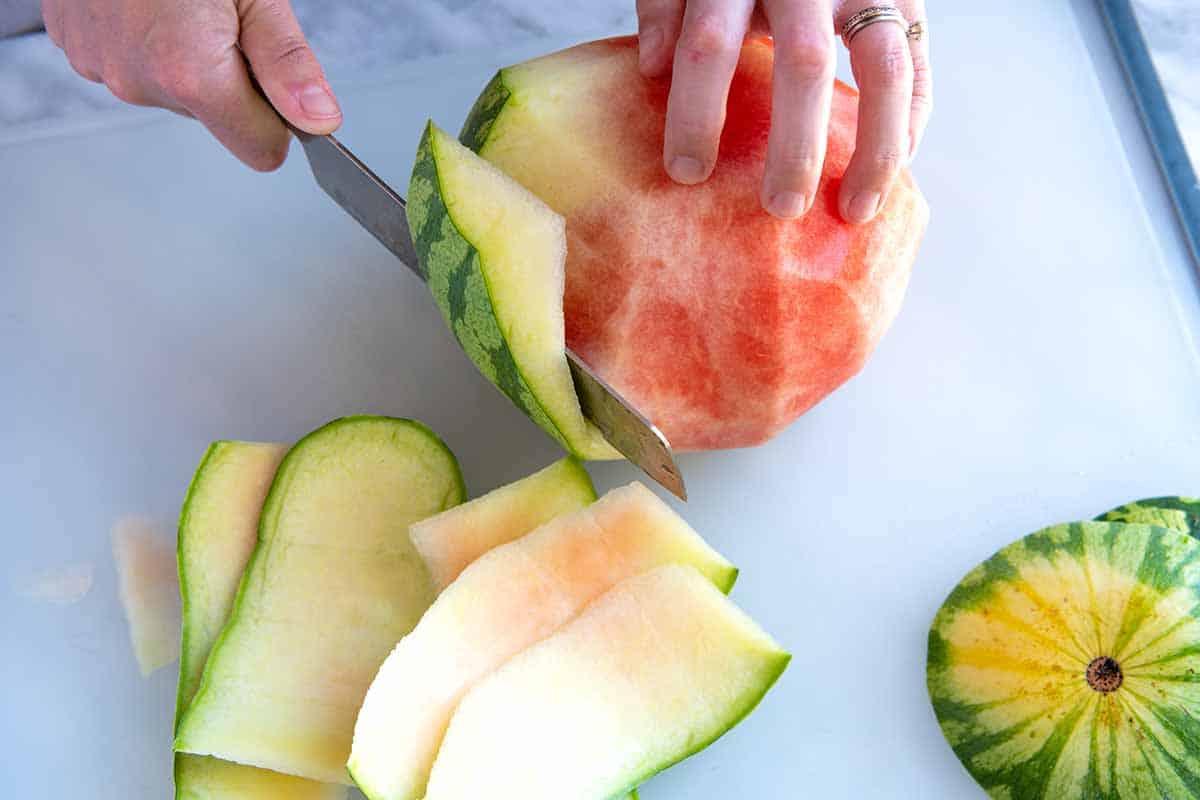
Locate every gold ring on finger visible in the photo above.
<box><xmin>840</xmin><ymin>6</ymin><xmax>908</xmax><ymax>49</ymax></box>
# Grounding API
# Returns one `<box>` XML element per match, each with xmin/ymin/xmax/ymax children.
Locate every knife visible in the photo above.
<box><xmin>286</xmin><ymin>127</ymin><xmax>687</xmax><ymax>500</ymax></box>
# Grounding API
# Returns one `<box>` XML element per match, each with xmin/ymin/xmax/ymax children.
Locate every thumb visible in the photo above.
<box><xmin>238</xmin><ymin>0</ymin><xmax>341</xmax><ymax>134</ymax></box>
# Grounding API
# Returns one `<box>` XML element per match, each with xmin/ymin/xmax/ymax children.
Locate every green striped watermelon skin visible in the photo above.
<box><xmin>1098</xmin><ymin>497</ymin><xmax>1200</xmax><ymax>539</ymax></box>
<box><xmin>927</xmin><ymin>521</ymin><xmax>1200</xmax><ymax>800</ymax></box>
<box><xmin>459</xmin><ymin>72</ymin><xmax>510</xmax><ymax>153</ymax></box>
<box><xmin>406</xmin><ymin>123</ymin><xmax>567</xmax><ymax>451</ymax></box>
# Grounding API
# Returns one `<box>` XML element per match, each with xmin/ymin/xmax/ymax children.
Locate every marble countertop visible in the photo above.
<box><xmin>0</xmin><ymin>1</ymin><xmax>1195</xmax><ymax>167</ymax></box>
<box><xmin>0</xmin><ymin>0</ymin><xmax>636</xmax><ymax>127</ymax></box>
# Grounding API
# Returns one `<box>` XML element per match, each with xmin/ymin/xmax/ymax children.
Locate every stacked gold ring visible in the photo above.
<box><xmin>841</xmin><ymin>6</ymin><xmax>922</xmax><ymax>48</ymax></box>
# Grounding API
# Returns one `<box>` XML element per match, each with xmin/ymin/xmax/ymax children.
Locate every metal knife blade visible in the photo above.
<box><xmin>290</xmin><ymin>130</ymin><xmax>687</xmax><ymax>500</ymax></box>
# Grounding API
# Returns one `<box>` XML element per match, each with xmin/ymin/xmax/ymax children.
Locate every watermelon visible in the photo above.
<box><xmin>1098</xmin><ymin>496</ymin><xmax>1200</xmax><ymax>537</ymax></box>
<box><xmin>174</xmin><ymin>417</ymin><xmax>465</xmax><ymax>784</ymax></box>
<box><xmin>423</xmin><ymin>564</ymin><xmax>789</xmax><ymax>799</ymax></box>
<box><xmin>454</xmin><ymin>36</ymin><xmax>929</xmax><ymax>451</ymax></box>
<box><xmin>112</xmin><ymin>515</ymin><xmax>182</xmax><ymax>677</ymax></box>
<box><xmin>174</xmin><ymin>440</ymin><xmax>343</xmax><ymax>800</ymax></box>
<box><xmin>409</xmin><ymin>456</ymin><xmax>596</xmax><ymax>591</ymax></box>
<box><xmin>347</xmin><ymin>482</ymin><xmax>735</xmax><ymax>800</ymax></box>
<box><xmin>927</xmin><ymin>521</ymin><xmax>1200</xmax><ymax>799</ymax></box>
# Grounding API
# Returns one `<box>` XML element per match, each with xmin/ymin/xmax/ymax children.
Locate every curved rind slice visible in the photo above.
<box><xmin>175</xmin><ymin>442</ymin><xmax>287</xmax><ymax>718</ymax></box>
<box><xmin>927</xmin><ymin>521</ymin><xmax>1200</xmax><ymax>800</ymax></box>
<box><xmin>407</xmin><ymin>122</ymin><xmax>617</xmax><ymax>460</ymax></box>
<box><xmin>423</xmin><ymin>565</ymin><xmax>789</xmax><ymax>800</ymax></box>
<box><xmin>459</xmin><ymin>37</ymin><xmax>928</xmax><ymax>451</ymax></box>
<box><xmin>174</xmin><ymin>440</ymin><xmax>343</xmax><ymax>800</ymax></box>
<box><xmin>174</xmin><ymin>417</ymin><xmax>465</xmax><ymax>784</ymax></box>
<box><xmin>1098</xmin><ymin>496</ymin><xmax>1200</xmax><ymax>538</ymax></box>
<box><xmin>347</xmin><ymin>482</ymin><xmax>735</xmax><ymax>800</ymax></box>
<box><xmin>410</xmin><ymin>456</ymin><xmax>596</xmax><ymax>590</ymax></box>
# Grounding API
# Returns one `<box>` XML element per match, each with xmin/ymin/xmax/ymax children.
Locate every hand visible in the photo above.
<box><xmin>637</xmin><ymin>0</ymin><xmax>932</xmax><ymax>223</ymax></box>
<box><xmin>42</xmin><ymin>0</ymin><xmax>340</xmax><ymax>171</ymax></box>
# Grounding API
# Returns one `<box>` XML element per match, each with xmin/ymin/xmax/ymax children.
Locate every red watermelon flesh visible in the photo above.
<box><xmin>467</xmin><ymin>36</ymin><xmax>928</xmax><ymax>451</ymax></box>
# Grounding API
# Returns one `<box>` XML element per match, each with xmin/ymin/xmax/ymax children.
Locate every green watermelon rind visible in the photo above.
<box><xmin>927</xmin><ymin>520</ymin><xmax>1200</xmax><ymax>800</ymax></box>
<box><xmin>1096</xmin><ymin>496</ymin><xmax>1200</xmax><ymax>539</ymax></box>
<box><xmin>174</xmin><ymin>441</ymin><xmax>225</xmax><ymax>800</ymax></box>
<box><xmin>173</xmin><ymin>441</ymin><xmax>347</xmax><ymax>800</ymax></box>
<box><xmin>174</xmin><ymin>416</ymin><xmax>466</xmax><ymax>782</ymax></box>
<box><xmin>407</xmin><ymin>122</ymin><xmax>578</xmax><ymax>454</ymax></box>
<box><xmin>612</xmin><ymin>654</ymin><xmax>790</xmax><ymax>800</ymax></box>
<box><xmin>173</xmin><ymin>440</ymin><xmax>223</xmax><ymax>730</ymax></box>
<box><xmin>459</xmin><ymin>71</ymin><xmax>511</xmax><ymax>153</ymax></box>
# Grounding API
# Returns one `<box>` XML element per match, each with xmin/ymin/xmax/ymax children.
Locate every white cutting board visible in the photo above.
<box><xmin>3</xmin><ymin>2</ymin><xmax>1199</xmax><ymax>798</ymax></box>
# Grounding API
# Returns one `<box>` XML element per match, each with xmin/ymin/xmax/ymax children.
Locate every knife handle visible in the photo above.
<box><xmin>242</xmin><ymin>59</ymin><xmax>317</xmax><ymax>143</ymax></box>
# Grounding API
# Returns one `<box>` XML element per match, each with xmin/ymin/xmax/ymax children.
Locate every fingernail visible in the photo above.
<box><xmin>668</xmin><ymin>156</ymin><xmax>708</xmax><ymax>184</ymax></box>
<box><xmin>766</xmin><ymin>191</ymin><xmax>805</xmax><ymax>219</ymax></box>
<box><xmin>298</xmin><ymin>84</ymin><xmax>340</xmax><ymax>119</ymax></box>
<box><xmin>640</xmin><ymin>27</ymin><xmax>663</xmax><ymax>72</ymax></box>
<box><xmin>846</xmin><ymin>191</ymin><xmax>881</xmax><ymax>224</ymax></box>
